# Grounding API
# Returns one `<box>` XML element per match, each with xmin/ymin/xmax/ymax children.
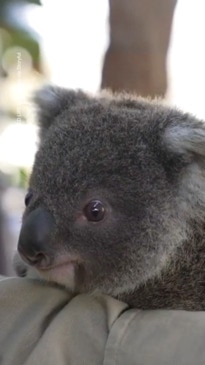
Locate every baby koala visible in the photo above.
<box><xmin>16</xmin><ymin>86</ymin><xmax>205</xmax><ymax>310</ymax></box>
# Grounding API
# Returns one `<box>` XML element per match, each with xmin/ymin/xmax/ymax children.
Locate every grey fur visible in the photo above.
<box><xmin>16</xmin><ymin>86</ymin><xmax>205</xmax><ymax>310</ymax></box>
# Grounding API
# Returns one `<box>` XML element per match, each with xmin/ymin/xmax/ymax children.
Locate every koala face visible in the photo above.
<box><xmin>17</xmin><ymin>86</ymin><xmax>205</xmax><ymax>299</ymax></box>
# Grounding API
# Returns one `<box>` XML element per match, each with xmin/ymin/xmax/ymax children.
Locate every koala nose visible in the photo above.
<box><xmin>17</xmin><ymin>207</ymin><xmax>55</xmax><ymax>268</ymax></box>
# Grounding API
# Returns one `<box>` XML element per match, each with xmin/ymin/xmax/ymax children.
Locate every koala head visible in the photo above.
<box><xmin>17</xmin><ymin>86</ymin><xmax>205</xmax><ymax>298</ymax></box>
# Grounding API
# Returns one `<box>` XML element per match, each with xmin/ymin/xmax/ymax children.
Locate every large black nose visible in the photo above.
<box><xmin>18</xmin><ymin>207</ymin><xmax>55</xmax><ymax>268</ymax></box>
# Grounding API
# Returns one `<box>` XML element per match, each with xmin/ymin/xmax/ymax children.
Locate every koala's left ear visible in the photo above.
<box><xmin>164</xmin><ymin>121</ymin><xmax>205</xmax><ymax>157</ymax></box>
<box><xmin>34</xmin><ymin>85</ymin><xmax>89</xmax><ymax>139</ymax></box>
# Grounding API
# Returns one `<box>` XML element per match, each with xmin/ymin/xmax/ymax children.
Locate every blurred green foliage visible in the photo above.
<box><xmin>0</xmin><ymin>0</ymin><xmax>42</xmax><ymax>72</ymax></box>
<box><xmin>18</xmin><ymin>167</ymin><xmax>29</xmax><ymax>188</ymax></box>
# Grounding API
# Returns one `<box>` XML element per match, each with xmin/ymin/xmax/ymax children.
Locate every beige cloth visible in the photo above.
<box><xmin>1</xmin><ymin>275</ymin><xmax>205</xmax><ymax>365</ymax></box>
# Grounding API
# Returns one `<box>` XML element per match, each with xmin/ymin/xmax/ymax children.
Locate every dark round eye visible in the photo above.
<box><xmin>24</xmin><ymin>189</ymin><xmax>33</xmax><ymax>207</ymax></box>
<box><xmin>83</xmin><ymin>200</ymin><xmax>105</xmax><ymax>222</ymax></box>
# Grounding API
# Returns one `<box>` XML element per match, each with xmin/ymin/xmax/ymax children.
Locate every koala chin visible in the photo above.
<box><xmin>16</xmin><ymin>86</ymin><xmax>205</xmax><ymax>310</ymax></box>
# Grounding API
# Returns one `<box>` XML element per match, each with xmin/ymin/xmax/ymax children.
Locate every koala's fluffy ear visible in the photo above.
<box><xmin>34</xmin><ymin>85</ymin><xmax>89</xmax><ymax>139</ymax></box>
<box><xmin>164</xmin><ymin>119</ymin><xmax>205</xmax><ymax>221</ymax></box>
<box><xmin>164</xmin><ymin>121</ymin><xmax>205</xmax><ymax>158</ymax></box>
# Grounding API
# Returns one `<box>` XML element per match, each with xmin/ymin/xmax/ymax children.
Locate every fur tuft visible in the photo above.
<box><xmin>34</xmin><ymin>85</ymin><xmax>90</xmax><ymax>139</ymax></box>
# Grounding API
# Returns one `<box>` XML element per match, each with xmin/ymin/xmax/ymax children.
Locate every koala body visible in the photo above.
<box><xmin>17</xmin><ymin>86</ymin><xmax>205</xmax><ymax>310</ymax></box>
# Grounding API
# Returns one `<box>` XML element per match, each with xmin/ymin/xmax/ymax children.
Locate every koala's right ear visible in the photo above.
<box><xmin>34</xmin><ymin>85</ymin><xmax>89</xmax><ymax>139</ymax></box>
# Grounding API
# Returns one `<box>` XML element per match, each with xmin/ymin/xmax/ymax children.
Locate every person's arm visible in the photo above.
<box><xmin>1</xmin><ymin>277</ymin><xmax>205</xmax><ymax>365</ymax></box>
<box><xmin>0</xmin><ymin>277</ymin><xmax>127</xmax><ymax>365</ymax></box>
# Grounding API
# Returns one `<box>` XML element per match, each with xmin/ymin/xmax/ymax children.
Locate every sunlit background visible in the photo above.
<box><xmin>0</xmin><ymin>0</ymin><xmax>205</xmax><ymax>274</ymax></box>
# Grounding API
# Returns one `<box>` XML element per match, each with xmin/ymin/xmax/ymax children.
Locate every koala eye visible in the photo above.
<box><xmin>83</xmin><ymin>200</ymin><xmax>105</xmax><ymax>222</ymax></box>
<box><xmin>24</xmin><ymin>189</ymin><xmax>33</xmax><ymax>207</ymax></box>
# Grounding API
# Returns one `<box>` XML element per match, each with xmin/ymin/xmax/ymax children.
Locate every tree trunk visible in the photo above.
<box><xmin>101</xmin><ymin>0</ymin><xmax>177</xmax><ymax>97</ymax></box>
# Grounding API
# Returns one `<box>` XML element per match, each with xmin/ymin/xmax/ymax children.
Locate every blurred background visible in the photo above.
<box><xmin>0</xmin><ymin>0</ymin><xmax>205</xmax><ymax>275</ymax></box>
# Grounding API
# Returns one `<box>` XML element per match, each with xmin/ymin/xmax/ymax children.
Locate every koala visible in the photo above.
<box><xmin>16</xmin><ymin>85</ymin><xmax>205</xmax><ymax>310</ymax></box>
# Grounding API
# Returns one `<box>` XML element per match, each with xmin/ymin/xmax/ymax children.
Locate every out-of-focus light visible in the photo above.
<box><xmin>0</xmin><ymin>28</ymin><xmax>12</xmax><ymax>51</ymax></box>
<box><xmin>24</xmin><ymin>0</ymin><xmax>109</xmax><ymax>92</ymax></box>
<box><xmin>0</xmin><ymin>123</ymin><xmax>38</xmax><ymax>171</ymax></box>
<box><xmin>167</xmin><ymin>0</ymin><xmax>205</xmax><ymax>119</ymax></box>
<box><xmin>2</xmin><ymin>46</ymin><xmax>32</xmax><ymax>75</ymax></box>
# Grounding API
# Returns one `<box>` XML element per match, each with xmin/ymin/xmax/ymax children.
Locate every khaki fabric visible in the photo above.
<box><xmin>1</xmin><ymin>276</ymin><xmax>205</xmax><ymax>365</ymax></box>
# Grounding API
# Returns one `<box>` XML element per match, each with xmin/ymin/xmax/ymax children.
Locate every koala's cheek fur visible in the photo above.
<box><xmin>19</xmin><ymin>200</ymin><xmax>187</xmax><ymax>299</ymax></box>
<box><xmin>82</xmin><ymin>209</ymin><xmax>188</xmax><ymax>297</ymax></box>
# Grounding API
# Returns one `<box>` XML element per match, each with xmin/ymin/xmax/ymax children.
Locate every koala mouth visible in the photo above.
<box><xmin>36</xmin><ymin>255</ymin><xmax>84</xmax><ymax>290</ymax></box>
<box><xmin>39</xmin><ymin>257</ymin><xmax>78</xmax><ymax>271</ymax></box>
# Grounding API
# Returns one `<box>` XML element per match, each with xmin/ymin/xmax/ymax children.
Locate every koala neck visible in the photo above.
<box><xmin>120</xmin><ymin>221</ymin><xmax>205</xmax><ymax>310</ymax></box>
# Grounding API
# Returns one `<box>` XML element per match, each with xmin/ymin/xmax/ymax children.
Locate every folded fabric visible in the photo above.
<box><xmin>0</xmin><ymin>276</ymin><xmax>205</xmax><ymax>365</ymax></box>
